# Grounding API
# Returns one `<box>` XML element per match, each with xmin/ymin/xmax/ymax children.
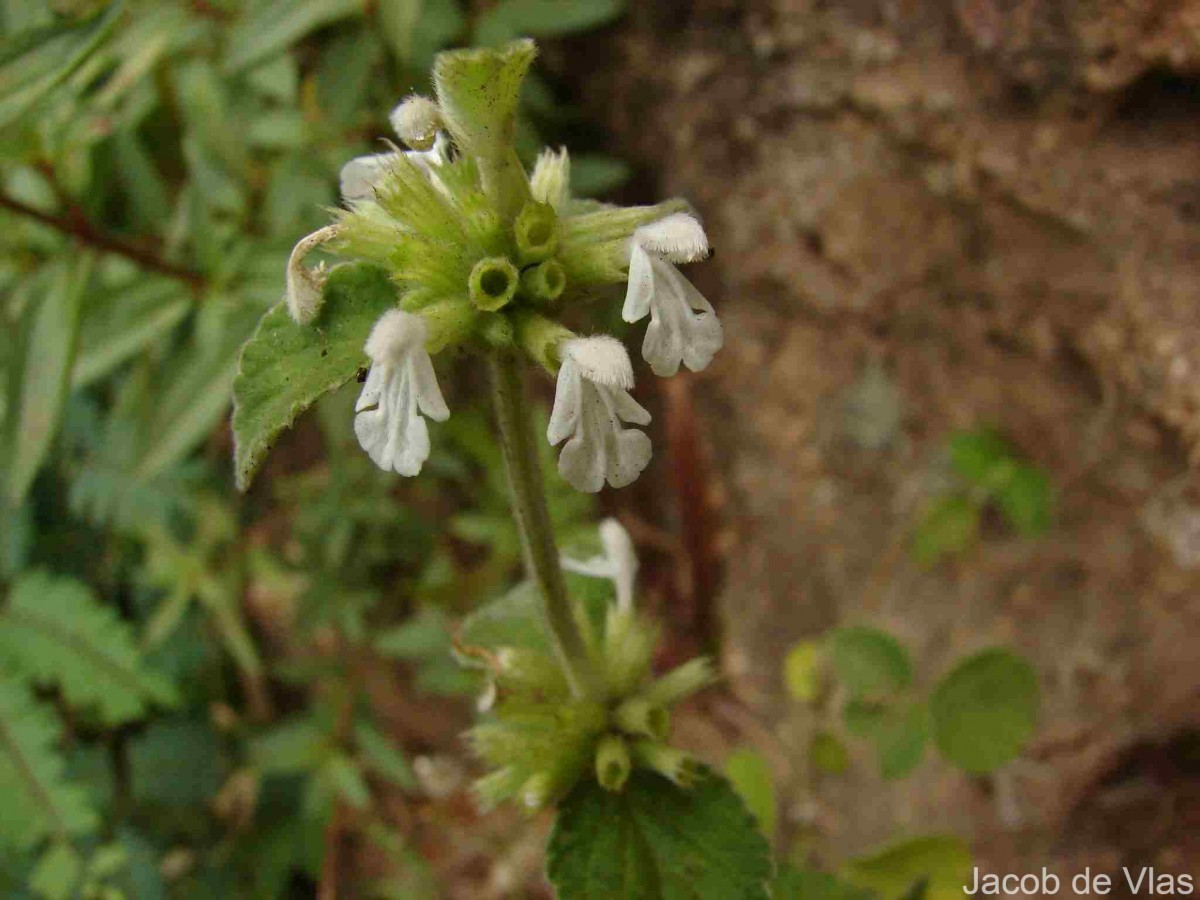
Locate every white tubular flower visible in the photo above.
<box><xmin>622</xmin><ymin>213</ymin><xmax>723</xmax><ymax>377</ymax></box>
<box><xmin>547</xmin><ymin>336</ymin><xmax>652</xmax><ymax>493</ymax></box>
<box><xmin>285</xmin><ymin>224</ymin><xmax>341</xmax><ymax>324</ymax></box>
<box><xmin>354</xmin><ymin>310</ymin><xmax>449</xmax><ymax>476</ymax></box>
<box><xmin>561</xmin><ymin>518</ymin><xmax>639</xmax><ymax>612</ymax></box>
<box><xmin>339</xmin><ymin>133</ymin><xmax>451</xmax><ymax>204</ymax></box>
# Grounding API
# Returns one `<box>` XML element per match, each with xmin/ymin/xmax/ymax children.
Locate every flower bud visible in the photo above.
<box><xmin>390</xmin><ymin>95</ymin><xmax>443</xmax><ymax>151</ymax></box>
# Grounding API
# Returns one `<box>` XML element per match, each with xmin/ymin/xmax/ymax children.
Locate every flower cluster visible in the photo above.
<box><xmin>282</xmin><ymin>40</ymin><xmax>721</xmax><ymax>493</ymax></box>
<box><xmin>463</xmin><ymin>520</ymin><xmax>715</xmax><ymax>809</ymax></box>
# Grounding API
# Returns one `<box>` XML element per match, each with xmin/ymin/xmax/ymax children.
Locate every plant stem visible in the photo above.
<box><xmin>0</xmin><ymin>190</ymin><xmax>206</xmax><ymax>289</ymax></box>
<box><xmin>489</xmin><ymin>352</ymin><xmax>598</xmax><ymax>699</ymax></box>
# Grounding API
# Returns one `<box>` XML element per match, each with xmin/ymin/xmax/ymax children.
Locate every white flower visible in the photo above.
<box><xmin>547</xmin><ymin>336</ymin><xmax>652</xmax><ymax>493</ymax></box>
<box><xmin>622</xmin><ymin>213</ymin><xmax>723</xmax><ymax>377</ymax></box>
<box><xmin>285</xmin><ymin>224</ymin><xmax>341</xmax><ymax>324</ymax></box>
<box><xmin>561</xmin><ymin>518</ymin><xmax>639</xmax><ymax>612</ymax></box>
<box><xmin>339</xmin><ymin>132</ymin><xmax>450</xmax><ymax>204</ymax></box>
<box><xmin>354</xmin><ymin>310</ymin><xmax>449</xmax><ymax>476</ymax></box>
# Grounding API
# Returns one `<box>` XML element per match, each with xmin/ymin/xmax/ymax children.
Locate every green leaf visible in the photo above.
<box><xmin>374</xmin><ymin>607</ymin><xmax>452</xmax><ymax>660</ymax></box>
<box><xmin>29</xmin><ymin>842</ymin><xmax>82</xmax><ymax>900</ymax></box>
<box><xmin>325</xmin><ymin>753</ymin><xmax>371</xmax><ymax>809</ymax></box>
<box><xmin>0</xmin><ymin>680</ymin><xmax>98</xmax><ymax>850</ymax></box>
<box><xmin>782</xmin><ymin>639</ymin><xmax>821</xmax><ymax>704</ymax></box>
<box><xmin>843</xmin><ymin>836</ymin><xmax>971</xmax><ymax>900</ymax></box>
<box><xmin>70</xmin><ymin>279</ymin><xmax>190</xmax><ymax>389</ymax></box>
<box><xmin>232</xmin><ymin>263</ymin><xmax>399</xmax><ymax>491</ymax></box>
<box><xmin>809</xmin><ymin>731</ymin><xmax>848</xmax><ymax>775</ymax></box>
<box><xmin>547</xmin><ymin>770</ymin><xmax>771</xmax><ymax>900</ymax></box>
<box><xmin>569</xmin><ymin>154</ymin><xmax>632</xmax><ymax>198</ymax></box>
<box><xmin>931</xmin><ymin>649</ymin><xmax>1038</xmax><ymax>773</ymax></box>
<box><xmin>996</xmin><ymin>463</ymin><xmax>1052</xmax><ymax>537</ymax></box>
<box><xmin>948</xmin><ymin>428</ymin><xmax>1011</xmax><ymax>486</ymax></box>
<box><xmin>773</xmin><ymin>868</ymin><xmax>875</xmax><ymax>900</ymax></box>
<box><xmin>456</xmin><ymin>576</ymin><xmax>608</xmax><ymax>660</ymax></box>
<box><xmin>911</xmin><ymin>495</ymin><xmax>979</xmax><ymax>566</ymax></box>
<box><xmin>222</xmin><ymin>0</ymin><xmax>364</xmax><ymax>74</ymax></box>
<box><xmin>4</xmin><ymin>258</ymin><xmax>90</xmax><ymax>506</ymax></box>
<box><xmin>0</xmin><ymin>2</ymin><xmax>123</xmax><ymax>129</ymax></box>
<box><xmin>475</xmin><ymin>0</ymin><xmax>625</xmax><ymax>46</ymax></box>
<box><xmin>354</xmin><ymin>720</ymin><xmax>415</xmax><ymax>789</ymax></box>
<box><xmin>128</xmin><ymin>720</ymin><xmax>225</xmax><ymax>807</ymax></box>
<box><xmin>875</xmin><ymin>703</ymin><xmax>929</xmax><ymax>780</ymax></box>
<box><xmin>250</xmin><ymin>716</ymin><xmax>328</xmax><ymax>774</ymax></box>
<box><xmin>0</xmin><ymin>571</ymin><xmax>179</xmax><ymax>726</ymax></box>
<box><xmin>829</xmin><ymin>626</ymin><xmax>912</xmax><ymax>699</ymax></box>
<box><xmin>724</xmin><ymin>749</ymin><xmax>776</xmax><ymax>836</ymax></box>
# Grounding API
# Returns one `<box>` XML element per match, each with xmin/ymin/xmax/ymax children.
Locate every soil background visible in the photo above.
<box><xmin>539</xmin><ymin>1</ymin><xmax>1200</xmax><ymax>892</ymax></box>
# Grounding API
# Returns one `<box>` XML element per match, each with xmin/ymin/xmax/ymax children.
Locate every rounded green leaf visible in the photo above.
<box><xmin>843</xmin><ymin>835</ymin><xmax>972</xmax><ymax>900</ymax></box>
<box><xmin>996</xmin><ymin>463</ymin><xmax>1052</xmax><ymax>537</ymax></box>
<box><xmin>829</xmin><ymin>626</ymin><xmax>912</xmax><ymax>699</ymax></box>
<box><xmin>724</xmin><ymin>749</ymin><xmax>777</xmax><ymax>836</ymax></box>
<box><xmin>931</xmin><ymin>649</ymin><xmax>1038</xmax><ymax>773</ymax></box>
<box><xmin>547</xmin><ymin>770</ymin><xmax>771</xmax><ymax>900</ymax></box>
<box><xmin>912</xmin><ymin>495</ymin><xmax>980</xmax><ymax>566</ymax></box>
<box><xmin>948</xmin><ymin>428</ymin><xmax>1011</xmax><ymax>486</ymax></box>
<box><xmin>231</xmin><ymin>263</ymin><xmax>400</xmax><ymax>491</ymax></box>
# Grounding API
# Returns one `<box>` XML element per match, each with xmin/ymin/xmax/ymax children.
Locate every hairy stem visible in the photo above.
<box><xmin>489</xmin><ymin>352</ymin><xmax>598</xmax><ymax>698</ymax></box>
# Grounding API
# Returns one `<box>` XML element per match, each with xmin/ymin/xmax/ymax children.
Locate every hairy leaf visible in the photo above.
<box><xmin>547</xmin><ymin>770</ymin><xmax>771</xmax><ymax>900</ymax></box>
<box><xmin>0</xmin><ymin>680</ymin><xmax>98</xmax><ymax>850</ymax></box>
<box><xmin>724</xmin><ymin>749</ymin><xmax>776</xmax><ymax>836</ymax></box>
<box><xmin>774</xmin><ymin>868</ymin><xmax>875</xmax><ymax>900</ymax></box>
<box><xmin>0</xmin><ymin>572</ymin><xmax>179</xmax><ymax>726</ymax></box>
<box><xmin>232</xmin><ymin>263</ymin><xmax>399</xmax><ymax>491</ymax></box>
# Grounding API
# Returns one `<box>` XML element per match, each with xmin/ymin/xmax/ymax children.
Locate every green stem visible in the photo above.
<box><xmin>489</xmin><ymin>352</ymin><xmax>598</xmax><ymax>699</ymax></box>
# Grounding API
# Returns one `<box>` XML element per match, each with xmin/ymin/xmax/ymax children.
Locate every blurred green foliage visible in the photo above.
<box><xmin>912</xmin><ymin>428</ymin><xmax>1054</xmax><ymax>566</ymax></box>
<box><xmin>0</xmin><ymin>0</ymin><xmax>625</xmax><ymax>895</ymax></box>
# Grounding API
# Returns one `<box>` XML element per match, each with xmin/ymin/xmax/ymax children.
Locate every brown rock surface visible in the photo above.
<box><xmin>554</xmin><ymin>0</ymin><xmax>1200</xmax><ymax>875</ymax></box>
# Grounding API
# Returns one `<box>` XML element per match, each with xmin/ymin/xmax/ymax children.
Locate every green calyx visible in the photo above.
<box><xmin>469</xmin><ymin>256</ymin><xmax>519</xmax><ymax>311</ymax></box>
<box><xmin>514</xmin><ymin>201</ymin><xmax>559</xmax><ymax>264</ymax></box>
<box><xmin>466</xmin><ymin>599</ymin><xmax>715</xmax><ymax>809</ymax></box>
<box><xmin>520</xmin><ymin>259</ymin><xmax>566</xmax><ymax>304</ymax></box>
